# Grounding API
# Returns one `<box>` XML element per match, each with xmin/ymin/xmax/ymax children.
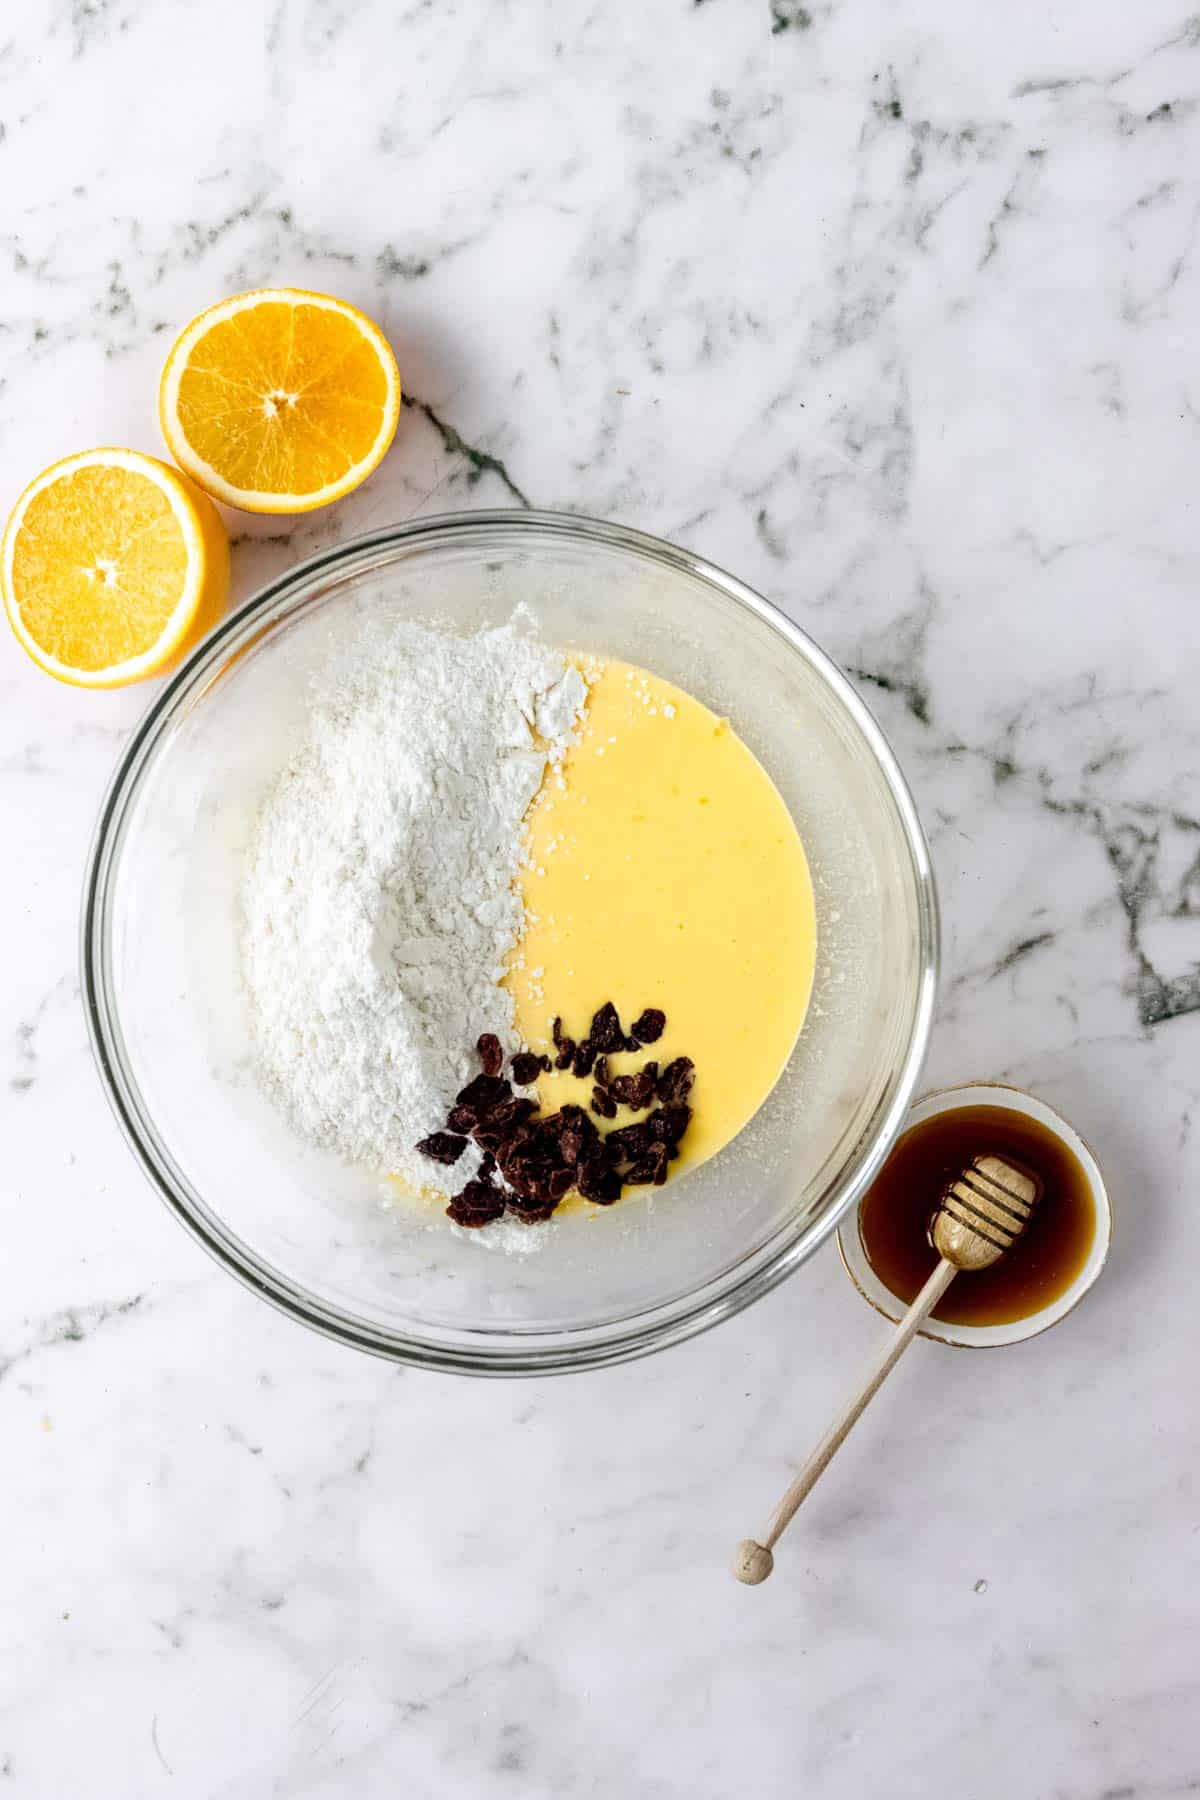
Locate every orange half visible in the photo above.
<box><xmin>1</xmin><ymin>447</ymin><xmax>229</xmax><ymax>688</ymax></box>
<box><xmin>159</xmin><ymin>287</ymin><xmax>401</xmax><ymax>514</ymax></box>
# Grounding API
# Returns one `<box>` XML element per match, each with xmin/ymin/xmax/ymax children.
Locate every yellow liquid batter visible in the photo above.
<box><xmin>505</xmin><ymin>659</ymin><xmax>817</xmax><ymax>1183</ymax></box>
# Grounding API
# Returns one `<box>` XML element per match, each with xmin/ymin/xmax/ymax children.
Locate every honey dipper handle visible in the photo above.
<box><xmin>733</xmin><ymin>1257</ymin><xmax>958</xmax><ymax>1585</ymax></box>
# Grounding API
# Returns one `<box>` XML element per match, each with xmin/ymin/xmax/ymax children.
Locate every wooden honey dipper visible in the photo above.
<box><xmin>733</xmin><ymin>1152</ymin><xmax>1042</xmax><ymax>1586</ymax></box>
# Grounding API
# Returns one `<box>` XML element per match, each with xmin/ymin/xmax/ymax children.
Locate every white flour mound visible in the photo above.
<box><xmin>241</xmin><ymin>619</ymin><xmax>587</xmax><ymax>1190</ymax></box>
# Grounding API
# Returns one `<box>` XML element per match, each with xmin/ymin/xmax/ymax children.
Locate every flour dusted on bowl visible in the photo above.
<box><xmin>240</xmin><ymin>620</ymin><xmax>587</xmax><ymax>1191</ymax></box>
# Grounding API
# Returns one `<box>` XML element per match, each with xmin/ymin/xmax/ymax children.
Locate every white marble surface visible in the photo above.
<box><xmin>3</xmin><ymin>2</ymin><xmax>1199</xmax><ymax>1794</ymax></box>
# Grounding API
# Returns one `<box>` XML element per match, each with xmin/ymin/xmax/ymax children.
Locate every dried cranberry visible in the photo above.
<box><xmin>656</xmin><ymin>1057</ymin><xmax>696</xmax><ymax>1105</ymax></box>
<box><xmin>447</xmin><ymin>1179</ymin><xmax>506</xmax><ymax>1227</ymax></box>
<box><xmin>546</xmin><ymin>1166</ymin><xmax>575</xmax><ymax>1200</ymax></box>
<box><xmin>501</xmin><ymin>1155</ymin><xmax>543</xmax><ymax>1199</ymax></box>
<box><xmin>631</xmin><ymin>1008</ymin><xmax>666</xmax><ymax>1044</ymax></box>
<box><xmin>510</xmin><ymin>1051</ymin><xmax>543</xmax><ymax>1087</ymax></box>
<box><xmin>624</xmin><ymin>1143</ymin><xmax>670</xmax><ymax>1186</ymax></box>
<box><xmin>650</xmin><ymin>1103</ymin><xmax>692</xmax><ymax>1146</ymax></box>
<box><xmin>454</xmin><ymin>1072</ymin><xmax>511</xmax><ymax>1118</ymax></box>
<box><xmin>496</xmin><ymin>1130</ymin><xmax>532</xmax><ymax>1172</ymax></box>
<box><xmin>578</xmin><ymin>1158</ymin><xmax>622</xmax><ymax>1204</ymax></box>
<box><xmin>509</xmin><ymin>1169</ymin><xmax>567</xmax><ymax>1213</ymax></box>
<box><xmin>490</xmin><ymin>1096</ymin><xmax>538</xmax><ymax>1133</ymax></box>
<box><xmin>559</xmin><ymin>1114</ymin><xmax>599</xmax><ymax>1164</ymax></box>
<box><xmin>428</xmin><ymin>1012</ymin><xmax>695</xmax><ymax>1228</ymax></box>
<box><xmin>507</xmin><ymin>1193</ymin><xmax>559</xmax><ymax>1224</ymax></box>
<box><xmin>588</xmin><ymin>1001</ymin><xmax>625</xmax><ymax>1053</ymax></box>
<box><xmin>610</xmin><ymin>1069</ymin><xmax>657</xmax><ymax>1111</ymax></box>
<box><xmin>606</xmin><ymin>1120</ymin><xmax>653</xmax><ymax>1162</ymax></box>
<box><xmin>415</xmin><ymin>1131</ymin><xmax>467</xmax><ymax>1165</ymax></box>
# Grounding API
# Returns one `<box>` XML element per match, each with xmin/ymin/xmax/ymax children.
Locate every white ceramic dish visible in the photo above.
<box><xmin>837</xmin><ymin>1082</ymin><xmax>1111</xmax><ymax>1348</ymax></box>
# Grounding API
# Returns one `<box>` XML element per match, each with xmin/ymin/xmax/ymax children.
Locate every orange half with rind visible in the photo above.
<box><xmin>1</xmin><ymin>447</ymin><xmax>229</xmax><ymax>688</ymax></box>
<box><xmin>159</xmin><ymin>287</ymin><xmax>401</xmax><ymax>514</ymax></box>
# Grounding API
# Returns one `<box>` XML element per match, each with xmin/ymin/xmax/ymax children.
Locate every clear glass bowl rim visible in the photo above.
<box><xmin>81</xmin><ymin>507</ymin><xmax>939</xmax><ymax>1376</ymax></box>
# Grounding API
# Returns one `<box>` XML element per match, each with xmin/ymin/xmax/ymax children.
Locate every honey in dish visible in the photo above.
<box><xmin>858</xmin><ymin>1104</ymin><xmax>1096</xmax><ymax>1327</ymax></box>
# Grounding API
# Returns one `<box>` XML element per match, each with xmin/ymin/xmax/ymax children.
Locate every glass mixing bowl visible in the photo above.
<box><xmin>82</xmin><ymin>510</ymin><xmax>937</xmax><ymax>1374</ymax></box>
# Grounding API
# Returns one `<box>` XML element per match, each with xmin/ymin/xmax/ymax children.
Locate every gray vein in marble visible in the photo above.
<box><xmin>987</xmin><ymin>930</ymin><xmax>1059</xmax><ymax>981</ymax></box>
<box><xmin>926</xmin><ymin>730</ymin><xmax>1200</xmax><ymax>1029</ymax></box>
<box><xmin>9</xmin><ymin>973</ymin><xmax>75</xmax><ymax>1092</ymax></box>
<box><xmin>849</xmin><ymin>657</ymin><xmax>930</xmax><ymax>725</ymax></box>
<box><xmin>150</xmin><ymin>1717</ymin><xmax>172</xmax><ymax>1778</ymax></box>
<box><xmin>1091</xmin><ymin>812</ymin><xmax>1200</xmax><ymax>1025</ymax></box>
<box><xmin>1121</xmin><ymin>197</ymin><xmax>1200</xmax><ymax>322</ymax></box>
<box><xmin>0</xmin><ymin>187</ymin><xmax>488</xmax><ymax>367</ymax></box>
<box><xmin>64</xmin><ymin>0</ymin><xmax>128</xmax><ymax>59</ymax></box>
<box><xmin>225</xmin><ymin>1422</ymin><xmax>264</xmax><ymax>1457</ymax></box>
<box><xmin>152</xmin><ymin>1615</ymin><xmax>188</xmax><ymax>1651</ymax></box>
<box><xmin>1097</xmin><ymin>1782</ymin><xmax>1200</xmax><ymax>1800</ymax></box>
<box><xmin>769</xmin><ymin>2</ymin><xmax>813</xmax><ymax>33</ymax></box>
<box><xmin>979</xmin><ymin>171</ymin><xmax>1029</xmax><ymax>269</ymax></box>
<box><xmin>228</xmin><ymin>529</ymin><xmax>295</xmax><ymax>551</ymax></box>
<box><xmin>754</xmin><ymin>506</ymin><xmax>787</xmax><ymax>561</ymax></box>
<box><xmin>1012</xmin><ymin>13</ymin><xmax>1200</xmax><ymax>99</ymax></box>
<box><xmin>847</xmin><ymin>595</ymin><xmax>933</xmax><ymax>725</ymax></box>
<box><xmin>400</xmin><ymin>394</ymin><xmax>531</xmax><ymax>507</ymax></box>
<box><xmin>0</xmin><ymin>1294</ymin><xmax>144</xmax><ymax>1383</ymax></box>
